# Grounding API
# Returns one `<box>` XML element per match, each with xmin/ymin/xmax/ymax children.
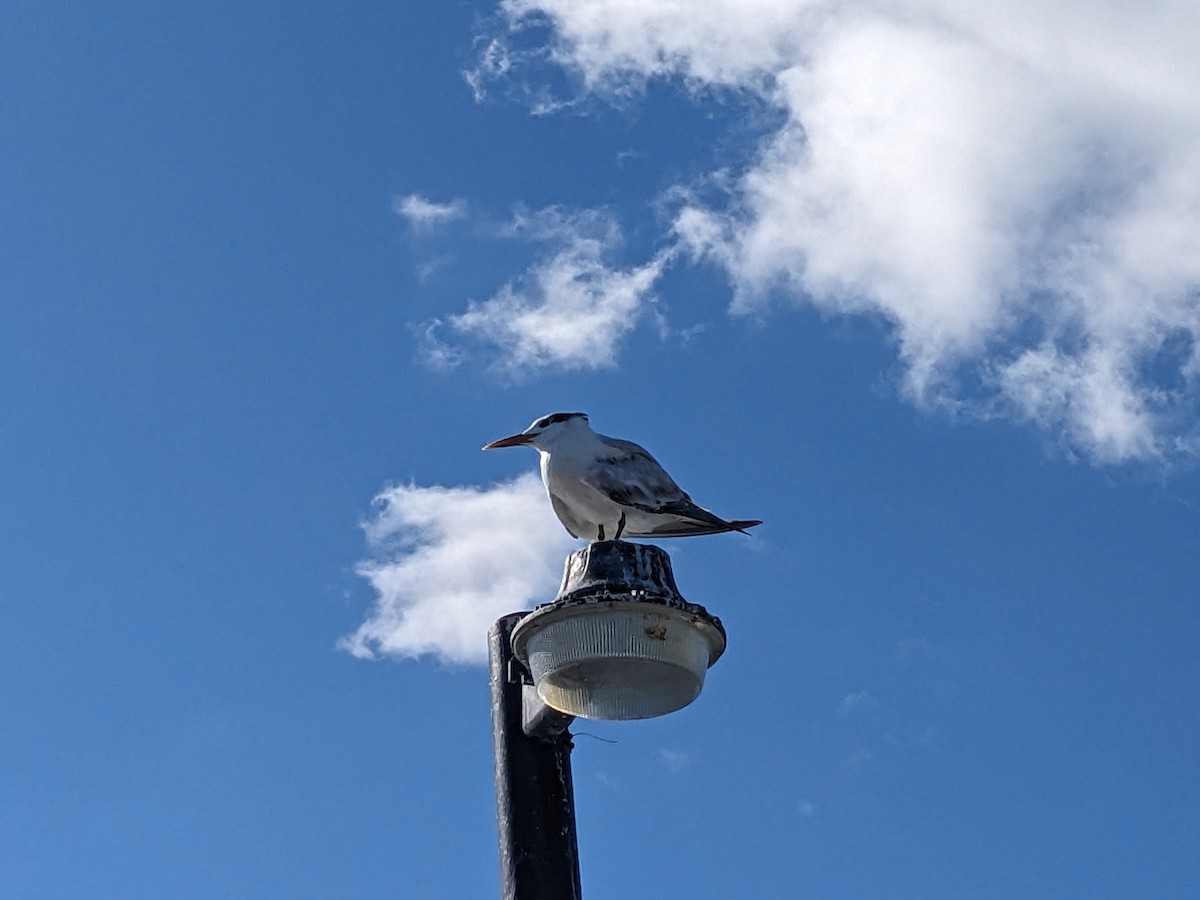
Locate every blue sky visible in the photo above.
<box><xmin>2</xmin><ymin>1</ymin><xmax>1198</xmax><ymax>897</ymax></box>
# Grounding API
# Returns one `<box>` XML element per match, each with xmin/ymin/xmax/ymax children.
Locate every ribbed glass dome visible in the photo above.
<box><xmin>513</xmin><ymin>600</ymin><xmax>725</xmax><ymax>720</ymax></box>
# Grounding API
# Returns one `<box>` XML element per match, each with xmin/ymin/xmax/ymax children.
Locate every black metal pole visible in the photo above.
<box><xmin>489</xmin><ymin>613</ymin><xmax>582</xmax><ymax>900</ymax></box>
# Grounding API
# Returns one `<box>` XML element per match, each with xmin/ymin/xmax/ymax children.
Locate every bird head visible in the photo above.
<box><xmin>482</xmin><ymin>412</ymin><xmax>590</xmax><ymax>450</ymax></box>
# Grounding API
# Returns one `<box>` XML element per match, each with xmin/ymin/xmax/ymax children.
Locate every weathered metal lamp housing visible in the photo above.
<box><xmin>511</xmin><ymin>541</ymin><xmax>725</xmax><ymax>721</ymax></box>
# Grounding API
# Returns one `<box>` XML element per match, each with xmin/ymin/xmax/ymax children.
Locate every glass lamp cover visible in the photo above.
<box><xmin>518</xmin><ymin>602</ymin><xmax>722</xmax><ymax>720</ymax></box>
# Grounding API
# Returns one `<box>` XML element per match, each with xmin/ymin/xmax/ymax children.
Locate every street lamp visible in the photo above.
<box><xmin>489</xmin><ymin>540</ymin><xmax>726</xmax><ymax>900</ymax></box>
<box><xmin>513</xmin><ymin>541</ymin><xmax>725</xmax><ymax>720</ymax></box>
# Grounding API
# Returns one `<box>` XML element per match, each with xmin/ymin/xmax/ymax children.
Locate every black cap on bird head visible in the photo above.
<box><xmin>531</xmin><ymin>412</ymin><xmax>588</xmax><ymax>430</ymax></box>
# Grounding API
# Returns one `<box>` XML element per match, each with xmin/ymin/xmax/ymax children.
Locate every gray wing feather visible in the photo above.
<box><xmin>592</xmin><ymin>436</ymin><xmax>762</xmax><ymax>537</ymax></box>
<box><xmin>643</xmin><ymin>517</ymin><xmax>763</xmax><ymax>537</ymax></box>
<box><xmin>589</xmin><ymin>437</ymin><xmax>689</xmax><ymax>510</ymax></box>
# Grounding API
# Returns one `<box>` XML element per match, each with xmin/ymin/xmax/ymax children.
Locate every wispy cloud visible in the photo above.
<box><xmin>797</xmin><ymin>798</ymin><xmax>818</xmax><ymax>817</ymax></box>
<box><xmin>490</xmin><ymin>0</ymin><xmax>1200</xmax><ymax>462</ymax></box>
<box><xmin>838</xmin><ymin>691</ymin><xmax>879</xmax><ymax>717</ymax></box>
<box><xmin>393</xmin><ymin>194</ymin><xmax>467</xmax><ymax>230</ymax></box>
<box><xmin>659</xmin><ymin>749</ymin><xmax>691</xmax><ymax>773</ymax></box>
<box><xmin>410</xmin><ymin>321</ymin><xmax>467</xmax><ymax>372</ymax></box>
<box><xmin>341</xmin><ymin>473</ymin><xmax>576</xmax><ymax>665</ymax></box>
<box><xmin>428</xmin><ymin>209</ymin><xmax>672</xmax><ymax>374</ymax></box>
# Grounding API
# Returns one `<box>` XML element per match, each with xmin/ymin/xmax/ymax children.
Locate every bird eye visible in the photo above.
<box><xmin>535</xmin><ymin>417</ymin><xmax>550</xmax><ymax>429</ymax></box>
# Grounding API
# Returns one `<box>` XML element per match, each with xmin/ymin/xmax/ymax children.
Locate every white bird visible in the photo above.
<box><xmin>483</xmin><ymin>412</ymin><xmax>762</xmax><ymax>541</ymax></box>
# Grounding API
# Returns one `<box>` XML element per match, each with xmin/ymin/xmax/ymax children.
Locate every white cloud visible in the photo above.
<box><xmin>393</xmin><ymin>194</ymin><xmax>467</xmax><ymax>229</ymax></box>
<box><xmin>492</xmin><ymin>0</ymin><xmax>1200</xmax><ymax>461</ymax></box>
<box><xmin>501</xmin><ymin>0</ymin><xmax>814</xmax><ymax>91</ymax></box>
<box><xmin>995</xmin><ymin>344</ymin><xmax>1161</xmax><ymax>462</ymax></box>
<box><xmin>341</xmin><ymin>472</ymin><xmax>577</xmax><ymax>665</ymax></box>
<box><xmin>464</xmin><ymin>38</ymin><xmax>512</xmax><ymax>102</ymax></box>
<box><xmin>442</xmin><ymin>209</ymin><xmax>671</xmax><ymax>373</ymax></box>
<box><xmin>411</xmin><ymin>321</ymin><xmax>467</xmax><ymax>372</ymax></box>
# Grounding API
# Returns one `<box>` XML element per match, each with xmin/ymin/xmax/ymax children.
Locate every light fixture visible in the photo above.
<box><xmin>511</xmin><ymin>541</ymin><xmax>726</xmax><ymax>720</ymax></box>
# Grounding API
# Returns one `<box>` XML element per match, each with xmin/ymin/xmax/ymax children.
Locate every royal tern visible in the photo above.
<box><xmin>483</xmin><ymin>412</ymin><xmax>762</xmax><ymax>541</ymax></box>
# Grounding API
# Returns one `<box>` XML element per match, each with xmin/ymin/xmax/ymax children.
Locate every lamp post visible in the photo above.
<box><xmin>489</xmin><ymin>540</ymin><xmax>726</xmax><ymax>900</ymax></box>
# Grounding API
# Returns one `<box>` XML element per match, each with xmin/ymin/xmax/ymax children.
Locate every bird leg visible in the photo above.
<box><xmin>614</xmin><ymin>512</ymin><xmax>627</xmax><ymax>541</ymax></box>
<box><xmin>596</xmin><ymin>524</ymin><xmax>606</xmax><ymax>541</ymax></box>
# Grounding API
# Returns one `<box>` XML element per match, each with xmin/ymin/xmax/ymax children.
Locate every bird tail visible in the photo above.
<box><xmin>640</xmin><ymin>516</ymin><xmax>763</xmax><ymax>538</ymax></box>
<box><xmin>727</xmin><ymin>519</ymin><xmax>764</xmax><ymax>535</ymax></box>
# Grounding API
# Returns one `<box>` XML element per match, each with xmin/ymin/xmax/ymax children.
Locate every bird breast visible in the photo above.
<box><xmin>539</xmin><ymin>447</ymin><xmax>619</xmax><ymax>524</ymax></box>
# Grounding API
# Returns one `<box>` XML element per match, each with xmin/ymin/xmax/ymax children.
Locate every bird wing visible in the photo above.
<box><xmin>588</xmin><ymin>437</ymin><xmax>691</xmax><ymax>512</ymax></box>
<box><xmin>591</xmin><ymin>436</ymin><xmax>762</xmax><ymax>537</ymax></box>
<box><xmin>548</xmin><ymin>492</ymin><xmax>585</xmax><ymax>539</ymax></box>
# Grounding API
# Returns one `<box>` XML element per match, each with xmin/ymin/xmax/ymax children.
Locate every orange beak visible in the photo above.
<box><xmin>482</xmin><ymin>432</ymin><xmax>535</xmax><ymax>450</ymax></box>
